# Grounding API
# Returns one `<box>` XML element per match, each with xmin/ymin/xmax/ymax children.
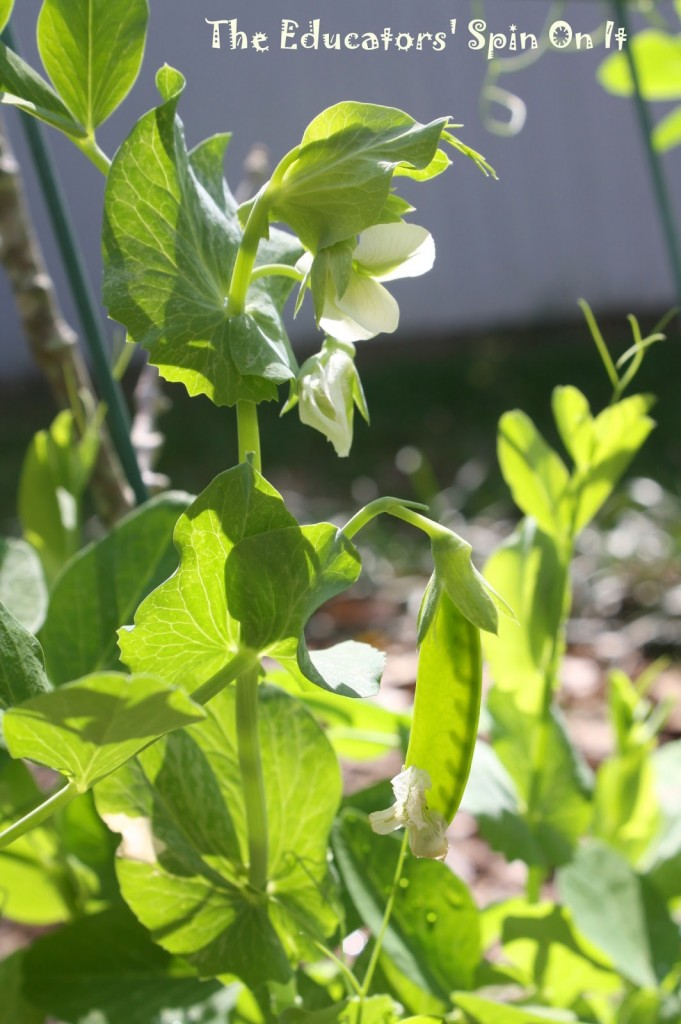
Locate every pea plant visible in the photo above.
<box><xmin>0</xmin><ymin>2</ymin><xmax>680</xmax><ymax>1024</ymax></box>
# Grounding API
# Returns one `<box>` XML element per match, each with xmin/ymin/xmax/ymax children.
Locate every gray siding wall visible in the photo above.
<box><xmin>1</xmin><ymin>0</ymin><xmax>679</xmax><ymax>377</ymax></box>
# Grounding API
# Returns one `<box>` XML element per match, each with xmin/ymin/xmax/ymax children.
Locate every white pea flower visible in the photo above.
<box><xmin>296</xmin><ymin>222</ymin><xmax>435</xmax><ymax>343</ymax></box>
<box><xmin>369</xmin><ymin>765</ymin><xmax>448</xmax><ymax>860</ymax></box>
<box><xmin>284</xmin><ymin>338</ymin><xmax>369</xmax><ymax>457</ymax></box>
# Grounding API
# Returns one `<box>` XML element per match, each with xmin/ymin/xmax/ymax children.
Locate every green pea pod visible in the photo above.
<box><xmin>406</xmin><ymin>590</ymin><xmax>482</xmax><ymax>822</ymax></box>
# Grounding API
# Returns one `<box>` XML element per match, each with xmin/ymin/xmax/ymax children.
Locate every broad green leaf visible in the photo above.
<box><xmin>103</xmin><ymin>70</ymin><xmax>300</xmax><ymax>406</ymax></box>
<box><xmin>481</xmin><ymin>900</ymin><xmax>619</xmax><ymax>1007</ymax></box>
<box><xmin>0</xmin><ymin>753</ymin><xmax>76</xmax><ymax>925</ymax></box>
<box><xmin>653</xmin><ymin>103</ymin><xmax>681</xmax><ymax>152</ymax></box>
<box><xmin>592</xmin><ymin>746</ymin><xmax>660</xmax><ymax>865</ymax></box>
<box><xmin>552</xmin><ymin>386</ymin><xmax>594</xmax><ymax>469</ymax></box>
<box><xmin>226</xmin><ymin>522</ymin><xmax>364</xmax><ymax>684</ymax></box>
<box><xmin>598</xmin><ymin>31</ymin><xmax>681</xmax><ymax>100</ymax></box>
<box><xmin>4</xmin><ymin>671</ymin><xmax>205</xmax><ymax>791</ymax></box>
<box><xmin>0</xmin><ymin>953</ymin><xmax>42</xmax><ymax>1024</ymax></box>
<box><xmin>267</xmin><ymin>102</ymin><xmax>450</xmax><ymax>250</ymax></box>
<box><xmin>0</xmin><ymin>600</ymin><xmax>50</xmax><ymax>715</ymax></box>
<box><xmin>571</xmin><ymin>394</ymin><xmax>655</xmax><ymax>534</ymax></box>
<box><xmin>97</xmin><ymin>686</ymin><xmax>342</xmax><ymax>985</ymax></box>
<box><xmin>0</xmin><ymin>41</ymin><xmax>86</xmax><ymax>137</ymax></box>
<box><xmin>482</xmin><ymin>520</ymin><xmax>568</xmax><ymax>715</ymax></box>
<box><xmin>454</xmin><ymin>994</ymin><xmax>589</xmax><ymax>1023</ymax></box>
<box><xmin>269</xmin><ymin>663</ymin><xmax>405</xmax><ymax>761</ymax></box>
<box><xmin>24</xmin><ymin>905</ymin><xmax>233</xmax><ymax>1024</ymax></box>
<box><xmin>405</xmin><ymin>592</ymin><xmax>482</xmax><ymax>822</ymax></box>
<box><xmin>120</xmin><ymin>465</ymin><xmax>371</xmax><ymax>698</ymax></box>
<box><xmin>119</xmin><ymin>464</ymin><xmax>297</xmax><ymax>690</ymax></box>
<box><xmin>643</xmin><ymin>740</ymin><xmax>681</xmax><ymax>898</ymax></box>
<box><xmin>558</xmin><ymin>840</ymin><xmax>680</xmax><ymax>988</ymax></box>
<box><xmin>461</xmin><ymin>742</ymin><xmax>546</xmax><ymax>865</ymax></box>
<box><xmin>18</xmin><ymin>408</ymin><xmax>100</xmax><ymax>584</ymax></box>
<box><xmin>497</xmin><ymin>410</ymin><xmax>571</xmax><ymax>538</ymax></box>
<box><xmin>332</xmin><ymin>810</ymin><xmax>480</xmax><ymax>1009</ymax></box>
<box><xmin>0</xmin><ymin>537</ymin><xmax>48</xmax><ymax>633</ymax></box>
<box><xmin>488</xmin><ymin>688</ymin><xmax>592</xmax><ymax>867</ymax></box>
<box><xmin>39</xmin><ymin>491</ymin><xmax>190</xmax><ymax>685</ymax></box>
<box><xmin>0</xmin><ymin>0</ymin><xmax>13</xmax><ymax>35</ymax></box>
<box><xmin>37</xmin><ymin>0</ymin><xmax>148</xmax><ymax>132</ymax></box>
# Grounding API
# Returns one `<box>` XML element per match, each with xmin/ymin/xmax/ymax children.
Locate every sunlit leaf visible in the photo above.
<box><xmin>598</xmin><ymin>31</ymin><xmax>681</xmax><ymax>101</ymax></box>
<box><xmin>0</xmin><ymin>41</ymin><xmax>86</xmax><ymax>137</ymax></box>
<box><xmin>37</xmin><ymin>0</ymin><xmax>148</xmax><ymax>132</ymax></box>
<box><xmin>0</xmin><ymin>538</ymin><xmax>47</xmax><ymax>634</ymax></box>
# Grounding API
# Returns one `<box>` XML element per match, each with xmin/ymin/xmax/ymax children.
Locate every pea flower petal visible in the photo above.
<box><xmin>296</xmin><ymin>222</ymin><xmax>435</xmax><ymax>343</ymax></box>
<box><xmin>369</xmin><ymin>765</ymin><xmax>448</xmax><ymax>859</ymax></box>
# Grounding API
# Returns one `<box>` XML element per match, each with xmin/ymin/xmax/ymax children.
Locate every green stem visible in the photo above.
<box><xmin>250</xmin><ymin>264</ymin><xmax>304</xmax><ymax>284</ymax></box>
<box><xmin>613</xmin><ymin>0</ymin><xmax>681</xmax><ymax>319</ymax></box>
<box><xmin>227</xmin><ymin>190</ymin><xmax>272</xmax><ymax>316</ymax></box>
<box><xmin>237</xmin><ymin>400</ymin><xmax>262</xmax><ymax>473</ymax></box>
<box><xmin>192</xmin><ymin>648</ymin><xmax>258</xmax><ymax>705</ymax></box>
<box><xmin>526</xmin><ymin>865</ymin><xmax>545</xmax><ymax>904</ymax></box>
<box><xmin>0</xmin><ymin>780</ymin><xmax>79</xmax><ymax>851</ymax></box>
<box><xmin>360</xmin><ymin>830</ymin><xmax>409</xmax><ymax>1001</ymax></box>
<box><xmin>341</xmin><ymin>497</ymin><xmax>431</xmax><ymax>541</ymax></box>
<box><xmin>75</xmin><ymin>134</ymin><xmax>112</xmax><ymax>175</ymax></box>
<box><xmin>312</xmin><ymin>940</ymin><xmax>363</xmax><ymax>998</ymax></box>
<box><xmin>236</xmin><ymin>667</ymin><xmax>269</xmax><ymax>890</ymax></box>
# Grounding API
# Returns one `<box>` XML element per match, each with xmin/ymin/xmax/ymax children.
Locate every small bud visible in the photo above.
<box><xmin>288</xmin><ymin>339</ymin><xmax>369</xmax><ymax>457</ymax></box>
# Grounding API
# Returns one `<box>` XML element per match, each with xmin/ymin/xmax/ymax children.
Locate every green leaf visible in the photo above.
<box><xmin>120</xmin><ymin>465</ymin><xmax>371</xmax><ymax>699</ymax></box>
<box><xmin>269</xmin><ymin>663</ymin><xmax>405</xmax><ymax>761</ymax></box>
<box><xmin>0</xmin><ymin>952</ymin><xmax>43</xmax><ymax>1024</ymax></box>
<box><xmin>283</xmin><ymin>996</ymin><xmax>398</xmax><ymax>1024</ymax></box>
<box><xmin>103</xmin><ymin>77</ymin><xmax>300</xmax><ymax>406</ymax></box>
<box><xmin>454</xmin><ymin>994</ymin><xmax>590</xmax><ymax>1024</ymax></box>
<box><xmin>226</xmin><ymin>521</ymin><xmax>365</xmax><ymax>690</ymax></box>
<box><xmin>461</xmin><ymin>742</ymin><xmax>544</xmax><ymax>865</ymax></box>
<box><xmin>4</xmin><ymin>671</ymin><xmax>205</xmax><ymax>791</ymax></box>
<box><xmin>498</xmin><ymin>410</ymin><xmax>571</xmax><ymax>538</ymax></box>
<box><xmin>592</xmin><ymin>746</ymin><xmax>661</xmax><ymax>865</ymax></box>
<box><xmin>552</xmin><ymin>386</ymin><xmax>594</xmax><ymax>470</ymax></box>
<box><xmin>488</xmin><ymin>688</ymin><xmax>592</xmax><ymax>867</ymax></box>
<box><xmin>0</xmin><ymin>41</ymin><xmax>86</xmax><ymax>137</ymax></box>
<box><xmin>0</xmin><ymin>754</ymin><xmax>76</xmax><ymax>925</ymax></box>
<box><xmin>332</xmin><ymin>810</ymin><xmax>480</xmax><ymax>1010</ymax></box>
<box><xmin>18</xmin><ymin>408</ymin><xmax>100</xmax><ymax>584</ymax></box>
<box><xmin>570</xmin><ymin>394</ymin><xmax>655</xmax><ymax>534</ymax></box>
<box><xmin>0</xmin><ymin>600</ymin><xmax>50</xmax><ymax>715</ymax></box>
<box><xmin>598</xmin><ymin>31</ymin><xmax>681</xmax><ymax>101</ymax></box>
<box><xmin>268</xmin><ymin>102</ymin><xmax>450</xmax><ymax>250</ymax></box>
<box><xmin>23</xmin><ymin>905</ymin><xmax>233</xmax><ymax>1024</ymax></box>
<box><xmin>558</xmin><ymin>840</ymin><xmax>680</xmax><ymax>988</ymax></box>
<box><xmin>39</xmin><ymin>491</ymin><xmax>190</xmax><ymax>685</ymax></box>
<box><xmin>119</xmin><ymin>464</ymin><xmax>296</xmax><ymax>690</ymax></box>
<box><xmin>0</xmin><ymin>537</ymin><xmax>48</xmax><ymax>634</ymax></box>
<box><xmin>37</xmin><ymin>0</ymin><xmax>148</xmax><ymax>132</ymax></box>
<box><xmin>653</xmin><ymin>103</ymin><xmax>681</xmax><ymax>152</ymax></box>
<box><xmin>642</xmin><ymin>740</ymin><xmax>681</xmax><ymax>899</ymax></box>
<box><xmin>0</xmin><ymin>0</ymin><xmax>14</xmax><ymax>35</ymax></box>
<box><xmin>97</xmin><ymin>686</ymin><xmax>342</xmax><ymax>985</ymax></box>
<box><xmin>405</xmin><ymin>592</ymin><xmax>481</xmax><ymax>822</ymax></box>
<box><xmin>482</xmin><ymin>520</ymin><xmax>568</xmax><ymax>715</ymax></box>
<box><xmin>481</xmin><ymin>899</ymin><xmax>619</xmax><ymax>1007</ymax></box>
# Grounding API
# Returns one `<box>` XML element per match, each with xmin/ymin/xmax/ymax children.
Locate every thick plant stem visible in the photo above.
<box><xmin>0</xmin><ymin>114</ymin><xmax>133</xmax><ymax>525</ymax></box>
<box><xmin>0</xmin><ymin>780</ymin><xmax>79</xmax><ymax>851</ymax></box>
<box><xmin>360</xmin><ymin>830</ymin><xmax>409</xmax><ymax>1003</ymax></box>
<box><xmin>237</xmin><ymin>400</ymin><xmax>262</xmax><ymax>473</ymax></box>
<box><xmin>192</xmin><ymin>648</ymin><xmax>258</xmax><ymax>705</ymax></box>
<box><xmin>526</xmin><ymin>865</ymin><xmax>545</xmax><ymax>904</ymax></box>
<box><xmin>236</xmin><ymin>667</ymin><xmax>269</xmax><ymax>891</ymax></box>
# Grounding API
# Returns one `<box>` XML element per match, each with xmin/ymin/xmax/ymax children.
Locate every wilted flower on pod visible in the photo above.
<box><xmin>369</xmin><ymin>765</ymin><xmax>448</xmax><ymax>859</ymax></box>
<box><xmin>296</xmin><ymin>222</ymin><xmax>435</xmax><ymax>343</ymax></box>
<box><xmin>283</xmin><ymin>338</ymin><xmax>369</xmax><ymax>457</ymax></box>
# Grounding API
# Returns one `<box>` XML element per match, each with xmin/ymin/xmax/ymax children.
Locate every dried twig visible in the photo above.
<box><xmin>0</xmin><ymin>114</ymin><xmax>133</xmax><ymax>524</ymax></box>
